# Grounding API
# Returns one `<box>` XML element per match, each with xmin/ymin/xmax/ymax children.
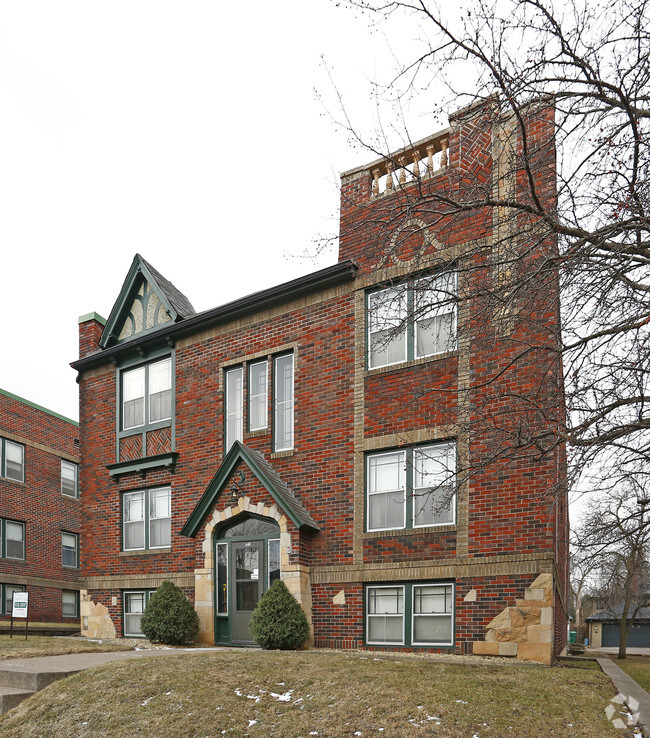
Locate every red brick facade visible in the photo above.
<box><xmin>0</xmin><ymin>389</ymin><xmax>80</xmax><ymax>630</ymax></box>
<box><xmin>74</xmin><ymin>100</ymin><xmax>568</xmax><ymax>661</ymax></box>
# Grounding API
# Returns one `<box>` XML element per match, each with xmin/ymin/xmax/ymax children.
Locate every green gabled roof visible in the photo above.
<box><xmin>99</xmin><ymin>254</ymin><xmax>196</xmax><ymax>348</ymax></box>
<box><xmin>181</xmin><ymin>441</ymin><xmax>320</xmax><ymax>537</ymax></box>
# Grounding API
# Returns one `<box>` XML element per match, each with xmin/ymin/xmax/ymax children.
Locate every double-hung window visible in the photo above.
<box><xmin>249</xmin><ymin>361</ymin><xmax>268</xmax><ymax>432</ymax></box>
<box><xmin>274</xmin><ymin>354</ymin><xmax>294</xmax><ymax>451</ymax></box>
<box><xmin>61</xmin><ymin>460</ymin><xmax>79</xmax><ymax>498</ymax></box>
<box><xmin>0</xmin><ymin>439</ymin><xmax>25</xmax><ymax>482</ymax></box>
<box><xmin>123</xmin><ymin>590</ymin><xmax>153</xmax><ymax>637</ymax></box>
<box><xmin>123</xmin><ymin>487</ymin><xmax>171</xmax><ymax>551</ymax></box>
<box><xmin>366</xmin><ymin>583</ymin><xmax>454</xmax><ymax>647</ymax></box>
<box><xmin>62</xmin><ymin>590</ymin><xmax>79</xmax><ymax>618</ymax></box>
<box><xmin>2</xmin><ymin>585</ymin><xmax>25</xmax><ymax>615</ymax></box>
<box><xmin>366</xmin><ymin>442</ymin><xmax>456</xmax><ymax>532</ymax></box>
<box><xmin>367</xmin><ymin>272</ymin><xmax>457</xmax><ymax>369</ymax></box>
<box><xmin>225</xmin><ymin>367</ymin><xmax>244</xmax><ymax>451</ymax></box>
<box><xmin>62</xmin><ymin>532</ymin><xmax>79</xmax><ymax>568</ymax></box>
<box><xmin>1</xmin><ymin>519</ymin><xmax>25</xmax><ymax>560</ymax></box>
<box><xmin>122</xmin><ymin>357</ymin><xmax>172</xmax><ymax>431</ymax></box>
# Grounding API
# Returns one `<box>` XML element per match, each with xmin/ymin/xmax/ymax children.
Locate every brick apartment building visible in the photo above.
<box><xmin>72</xmin><ymin>100</ymin><xmax>568</xmax><ymax>665</ymax></box>
<box><xmin>0</xmin><ymin>389</ymin><xmax>80</xmax><ymax>631</ymax></box>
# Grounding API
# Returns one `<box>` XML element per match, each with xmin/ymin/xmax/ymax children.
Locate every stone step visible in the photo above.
<box><xmin>0</xmin><ymin>666</ymin><xmax>78</xmax><ymax>693</ymax></box>
<box><xmin>0</xmin><ymin>685</ymin><xmax>35</xmax><ymax>714</ymax></box>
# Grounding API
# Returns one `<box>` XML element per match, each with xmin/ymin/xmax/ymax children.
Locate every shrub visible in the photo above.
<box><xmin>140</xmin><ymin>581</ymin><xmax>199</xmax><ymax>646</ymax></box>
<box><xmin>249</xmin><ymin>580</ymin><xmax>310</xmax><ymax>650</ymax></box>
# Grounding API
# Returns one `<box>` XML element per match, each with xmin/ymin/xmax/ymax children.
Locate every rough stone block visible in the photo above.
<box><xmin>517</xmin><ymin>642</ymin><xmax>552</xmax><ymax>666</ymax></box>
<box><xmin>494</xmin><ymin>626</ymin><xmax>527</xmax><ymax>643</ymax></box>
<box><xmin>524</xmin><ymin>588</ymin><xmax>544</xmax><ymax>601</ymax></box>
<box><xmin>527</xmin><ymin>625</ymin><xmax>553</xmax><ymax>644</ymax></box>
<box><xmin>487</xmin><ymin>608</ymin><xmax>512</xmax><ymax>630</ymax></box>
<box><xmin>540</xmin><ymin>607</ymin><xmax>553</xmax><ymax>626</ymax></box>
<box><xmin>485</xmin><ymin>629</ymin><xmax>496</xmax><ymax>643</ymax></box>
<box><xmin>510</xmin><ymin>606</ymin><xmax>540</xmax><ymax>628</ymax></box>
<box><xmin>463</xmin><ymin>589</ymin><xmax>477</xmax><ymax>602</ymax></box>
<box><xmin>473</xmin><ymin>641</ymin><xmax>500</xmax><ymax>656</ymax></box>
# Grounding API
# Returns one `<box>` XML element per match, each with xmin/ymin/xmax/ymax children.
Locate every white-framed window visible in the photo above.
<box><xmin>366</xmin><ymin>442</ymin><xmax>456</xmax><ymax>532</ymax></box>
<box><xmin>3</xmin><ymin>585</ymin><xmax>25</xmax><ymax>615</ymax></box>
<box><xmin>225</xmin><ymin>367</ymin><xmax>244</xmax><ymax>451</ymax></box>
<box><xmin>249</xmin><ymin>361</ymin><xmax>268</xmax><ymax>431</ymax></box>
<box><xmin>61</xmin><ymin>460</ymin><xmax>79</xmax><ymax>498</ymax></box>
<box><xmin>62</xmin><ymin>590</ymin><xmax>79</xmax><ymax>618</ymax></box>
<box><xmin>367</xmin><ymin>272</ymin><xmax>457</xmax><ymax>369</ymax></box>
<box><xmin>122</xmin><ymin>487</ymin><xmax>171</xmax><ymax>551</ymax></box>
<box><xmin>2</xmin><ymin>520</ymin><xmax>25</xmax><ymax>560</ymax></box>
<box><xmin>123</xmin><ymin>590</ymin><xmax>153</xmax><ymax>637</ymax></box>
<box><xmin>122</xmin><ymin>357</ymin><xmax>172</xmax><ymax>431</ymax></box>
<box><xmin>61</xmin><ymin>532</ymin><xmax>78</xmax><ymax>568</ymax></box>
<box><xmin>1</xmin><ymin>439</ymin><xmax>25</xmax><ymax>482</ymax></box>
<box><xmin>366</xmin><ymin>582</ymin><xmax>454</xmax><ymax>647</ymax></box>
<box><xmin>274</xmin><ymin>354</ymin><xmax>294</xmax><ymax>451</ymax></box>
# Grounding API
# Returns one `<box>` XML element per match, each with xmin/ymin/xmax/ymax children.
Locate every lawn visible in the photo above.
<box><xmin>608</xmin><ymin>654</ymin><xmax>650</xmax><ymax>691</ymax></box>
<box><xmin>0</xmin><ymin>635</ymin><xmax>133</xmax><ymax>661</ymax></box>
<box><xmin>0</xmin><ymin>650</ymin><xmax>629</xmax><ymax>737</ymax></box>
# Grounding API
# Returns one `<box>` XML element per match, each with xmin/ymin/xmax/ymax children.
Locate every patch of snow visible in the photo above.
<box><xmin>276</xmin><ymin>682</ymin><xmax>285</xmax><ymax>686</ymax></box>
<box><xmin>270</xmin><ymin>690</ymin><xmax>294</xmax><ymax>702</ymax></box>
<box><xmin>309</xmin><ymin>732</ymin><xmax>318</xmax><ymax>735</ymax></box>
<box><xmin>141</xmin><ymin>696</ymin><xmax>154</xmax><ymax>706</ymax></box>
<box><xmin>456</xmin><ymin>699</ymin><xmax>468</xmax><ymax>704</ymax></box>
<box><xmin>247</xmin><ymin>720</ymin><xmax>258</xmax><ymax>727</ymax></box>
<box><xmin>354</xmin><ymin>733</ymin><xmax>362</xmax><ymax>736</ymax></box>
<box><xmin>165</xmin><ymin>692</ymin><xmax>171</xmax><ymax>696</ymax></box>
<box><xmin>293</xmin><ymin>697</ymin><xmax>304</xmax><ymax>705</ymax></box>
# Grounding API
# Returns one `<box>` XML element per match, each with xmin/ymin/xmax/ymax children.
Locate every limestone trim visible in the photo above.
<box><xmin>312</xmin><ymin>554</ymin><xmax>554</xmax><ymax>584</ymax></box>
<box><xmin>0</xmin><ymin>430</ymin><xmax>79</xmax><ymax>463</ymax></box>
<box><xmin>81</xmin><ymin>572</ymin><xmax>194</xmax><ymax>590</ymax></box>
<box><xmin>472</xmin><ymin>573</ymin><xmax>555</xmax><ymax>666</ymax></box>
<box><xmin>0</xmin><ymin>574</ymin><xmax>81</xmax><ymax>590</ymax></box>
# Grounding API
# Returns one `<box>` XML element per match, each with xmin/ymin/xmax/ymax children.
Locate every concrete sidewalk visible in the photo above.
<box><xmin>598</xmin><ymin>657</ymin><xmax>650</xmax><ymax>736</ymax></box>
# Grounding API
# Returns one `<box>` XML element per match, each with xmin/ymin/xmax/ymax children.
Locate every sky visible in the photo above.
<box><xmin>0</xmin><ymin>1</ymin><xmax>447</xmax><ymax>423</ymax></box>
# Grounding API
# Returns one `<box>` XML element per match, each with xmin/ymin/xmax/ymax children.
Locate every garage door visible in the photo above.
<box><xmin>602</xmin><ymin>622</ymin><xmax>650</xmax><ymax>647</ymax></box>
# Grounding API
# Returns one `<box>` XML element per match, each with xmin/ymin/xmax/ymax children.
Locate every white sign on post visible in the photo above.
<box><xmin>12</xmin><ymin>592</ymin><xmax>28</xmax><ymax>619</ymax></box>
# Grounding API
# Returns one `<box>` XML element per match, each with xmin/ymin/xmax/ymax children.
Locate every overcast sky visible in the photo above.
<box><xmin>0</xmin><ymin>1</ymin><xmax>448</xmax><ymax>422</ymax></box>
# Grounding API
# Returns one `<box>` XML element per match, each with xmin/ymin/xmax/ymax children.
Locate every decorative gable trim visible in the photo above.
<box><xmin>181</xmin><ymin>441</ymin><xmax>320</xmax><ymax>537</ymax></box>
<box><xmin>99</xmin><ymin>254</ymin><xmax>195</xmax><ymax>349</ymax></box>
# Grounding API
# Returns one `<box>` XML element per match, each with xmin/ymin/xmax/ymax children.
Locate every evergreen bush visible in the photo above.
<box><xmin>140</xmin><ymin>581</ymin><xmax>199</xmax><ymax>646</ymax></box>
<box><xmin>249</xmin><ymin>579</ymin><xmax>310</xmax><ymax>650</ymax></box>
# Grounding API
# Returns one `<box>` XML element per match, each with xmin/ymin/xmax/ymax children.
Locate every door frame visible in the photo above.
<box><xmin>213</xmin><ymin>514</ymin><xmax>281</xmax><ymax>646</ymax></box>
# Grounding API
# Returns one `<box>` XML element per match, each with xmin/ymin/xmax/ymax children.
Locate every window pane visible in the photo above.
<box><xmin>5</xmin><ymin>586</ymin><xmax>24</xmax><ymax>615</ymax></box>
<box><xmin>124</xmin><ymin>592</ymin><xmax>146</xmax><ymax>636</ymax></box>
<box><xmin>149</xmin><ymin>358</ymin><xmax>172</xmax><ymax>422</ymax></box>
<box><xmin>62</xmin><ymin>591</ymin><xmax>78</xmax><ymax>618</ymax></box>
<box><xmin>225</xmin><ymin>367</ymin><xmax>243</xmax><ymax>451</ymax></box>
<box><xmin>274</xmin><ymin>355</ymin><xmax>294</xmax><ymax>450</ymax></box>
<box><xmin>413</xmin><ymin>585</ymin><xmax>453</xmax><ymax>614</ymax></box>
<box><xmin>149</xmin><ymin>488</ymin><xmax>170</xmax><ymax>519</ymax></box>
<box><xmin>217</xmin><ymin>543</ymin><xmax>228</xmax><ymax>614</ymax></box>
<box><xmin>368</xmin><ymin>615</ymin><xmax>404</xmax><ymax>644</ymax></box>
<box><xmin>124</xmin><ymin>492</ymin><xmax>145</xmax><ymax>523</ymax></box>
<box><xmin>368</xmin><ymin>453</ymin><xmax>405</xmax><ymax>530</ymax></box>
<box><xmin>413</xmin><ymin>615</ymin><xmax>452</xmax><ymax>644</ymax></box>
<box><xmin>6</xmin><ymin>522</ymin><xmax>24</xmax><ymax>560</ymax></box>
<box><xmin>124</xmin><ymin>521</ymin><xmax>145</xmax><ymax>550</ymax></box>
<box><xmin>369</xmin><ymin>491</ymin><xmax>405</xmax><ymax>530</ymax></box>
<box><xmin>5</xmin><ymin>441</ymin><xmax>24</xmax><ymax>481</ymax></box>
<box><xmin>249</xmin><ymin>361</ymin><xmax>268</xmax><ymax>431</ymax></box>
<box><xmin>414</xmin><ymin>273</ymin><xmax>456</xmax><ymax>358</ymax></box>
<box><xmin>369</xmin><ymin>453</ymin><xmax>405</xmax><ymax>493</ymax></box>
<box><xmin>62</xmin><ymin>533</ymin><xmax>77</xmax><ymax>567</ymax></box>
<box><xmin>368</xmin><ymin>587</ymin><xmax>403</xmax><ymax>615</ymax></box>
<box><xmin>268</xmin><ymin>538</ymin><xmax>281</xmax><ymax>587</ymax></box>
<box><xmin>368</xmin><ymin>288</ymin><xmax>407</xmax><ymax>368</ymax></box>
<box><xmin>223</xmin><ymin>517</ymin><xmax>280</xmax><ymax>537</ymax></box>
<box><xmin>413</xmin><ymin>445</ymin><xmax>456</xmax><ymax>527</ymax></box>
<box><xmin>123</xmin><ymin>367</ymin><xmax>145</xmax><ymax>429</ymax></box>
<box><xmin>61</xmin><ymin>461</ymin><xmax>78</xmax><ymax>497</ymax></box>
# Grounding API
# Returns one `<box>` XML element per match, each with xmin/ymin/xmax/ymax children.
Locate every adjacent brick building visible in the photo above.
<box><xmin>73</xmin><ymin>100</ymin><xmax>568</xmax><ymax>665</ymax></box>
<box><xmin>0</xmin><ymin>389</ymin><xmax>80</xmax><ymax>632</ymax></box>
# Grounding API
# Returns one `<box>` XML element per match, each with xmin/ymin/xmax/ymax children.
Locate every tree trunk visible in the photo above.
<box><xmin>618</xmin><ymin>621</ymin><xmax>628</xmax><ymax>659</ymax></box>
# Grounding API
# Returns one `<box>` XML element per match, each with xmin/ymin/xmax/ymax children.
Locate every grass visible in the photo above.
<box><xmin>0</xmin><ymin>650</ymin><xmax>628</xmax><ymax>737</ymax></box>
<box><xmin>0</xmin><ymin>635</ymin><xmax>133</xmax><ymax>661</ymax></box>
<box><xmin>607</xmin><ymin>653</ymin><xmax>650</xmax><ymax>691</ymax></box>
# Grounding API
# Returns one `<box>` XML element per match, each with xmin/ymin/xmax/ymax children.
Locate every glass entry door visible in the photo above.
<box><xmin>231</xmin><ymin>539</ymin><xmax>264</xmax><ymax>643</ymax></box>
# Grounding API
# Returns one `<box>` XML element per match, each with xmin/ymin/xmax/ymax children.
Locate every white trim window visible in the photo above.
<box><xmin>61</xmin><ymin>532</ymin><xmax>78</xmax><ymax>568</ymax></box>
<box><xmin>4</xmin><ymin>520</ymin><xmax>25</xmax><ymax>560</ymax></box>
<box><xmin>367</xmin><ymin>451</ymin><xmax>406</xmax><ymax>532</ymax></box>
<box><xmin>366</xmin><ymin>583</ymin><xmax>454</xmax><ymax>647</ymax></box>
<box><xmin>123</xmin><ymin>487</ymin><xmax>171</xmax><ymax>551</ymax></box>
<box><xmin>123</xmin><ymin>590</ymin><xmax>151</xmax><ymax>637</ymax></box>
<box><xmin>366</xmin><ymin>443</ymin><xmax>456</xmax><ymax>532</ymax></box>
<box><xmin>225</xmin><ymin>367</ymin><xmax>244</xmax><ymax>451</ymax></box>
<box><xmin>366</xmin><ymin>585</ymin><xmax>405</xmax><ymax>645</ymax></box>
<box><xmin>248</xmin><ymin>361</ymin><xmax>268</xmax><ymax>431</ymax></box>
<box><xmin>1</xmin><ymin>439</ymin><xmax>25</xmax><ymax>482</ymax></box>
<box><xmin>61</xmin><ymin>460</ymin><xmax>79</xmax><ymax>498</ymax></box>
<box><xmin>62</xmin><ymin>590</ymin><xmax>79</xmax><ymax>618</ymax></box>
<box><xmin>122</xmin><ymin>357</ymin><xmax>172</xmax><ymax>431</ymax></box>
<box><xmin>274</xmin><ymin>354</ymin><xmax>294</xmax><ymax>451</ymax></box>
<box><xmin>367</xmin><ymin>272</ymin><xmax>457</xmax><ymax>369</ymax></box>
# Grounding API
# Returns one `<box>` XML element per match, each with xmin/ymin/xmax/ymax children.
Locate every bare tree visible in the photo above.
<box><xmin>333</xmin><ymin>0</ymin><xmax>650</xmax><ymax>495</ymax></box>
<box><xmin>569</xmin><ymin>548</ymin><xmax>598</xmax><ymax>642</ymax></box>
<box><xmin>575</xmin><ymin>487</ymin><xmax>650</xmax><ymax>658</ymax></box>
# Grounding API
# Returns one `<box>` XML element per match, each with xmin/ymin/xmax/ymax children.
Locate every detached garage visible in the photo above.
<box><xmin>587</xmin><ymin>607</ymin><xmax>650</xmax><ymax>648</ymax></box>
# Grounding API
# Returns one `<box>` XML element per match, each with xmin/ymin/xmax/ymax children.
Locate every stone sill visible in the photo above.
<box><xmin>364</xmin><ymin>525</ymin><xmax>456</xmax><ymax>539</ymax></box>
<box><xmin>271</xmin><ymin>449</ymin><xmax>294</xmax><ymax>459</ymax></box>
<box><xmin>365</xmin><ymin>350</ymin><xmax>458</xmax><ymax>377</ymax></box>
<box><xmin>118</xmin><ymin>548</ymin><xmax>172</xmax><ymax>557</ymax></box>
